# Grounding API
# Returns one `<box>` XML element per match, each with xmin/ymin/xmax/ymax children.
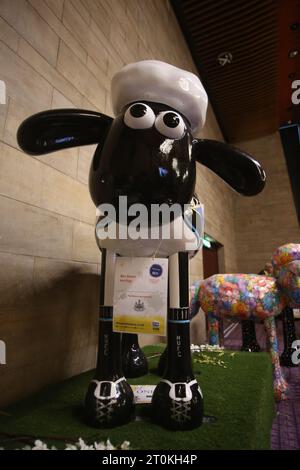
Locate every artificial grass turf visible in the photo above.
<box><xmin>0</xmin><ymin>345</ymin><xmax>275</xmax><ymax>450</ymax></box>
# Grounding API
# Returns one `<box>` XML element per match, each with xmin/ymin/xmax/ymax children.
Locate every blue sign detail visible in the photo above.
<box><xmin>150</xmin><ymin>264</ymin><xmax>163</xmax><ymax>277</ymax></box>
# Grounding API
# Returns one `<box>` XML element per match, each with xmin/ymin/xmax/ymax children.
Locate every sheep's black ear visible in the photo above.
<box><xmin>192</xmin><ymin>139</ymin><xmax>266</xmax><ymax>196</ymax></box>
<box><xmin>17</xmin><ymin>109</ymin><xmax>113</xmax><ymax>155</ymax></box>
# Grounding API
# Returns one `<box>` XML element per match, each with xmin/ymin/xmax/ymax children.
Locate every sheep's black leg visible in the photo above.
<box><xmin>152</xmin><ymin>252</ymin><xmax>203</xmax><ymax>430</ymax></box>
<box><xmin>280</xmin><ymin>307</ymin><xmax>299</xmax><ymax>367</ymax></box>
<box><xmin>122</xmin><ymin>333</ymin><xmax>148</xmax><ymax>378</ymax></box>
<box><xmin>85</xmin><ymin>249</ymin><xmax>134</xmax><ymax>427</ymax></box>
<box><xmin>241</xmin><ymin>320</ymin><xmax>261</xmax><ymax>352</ymax></box>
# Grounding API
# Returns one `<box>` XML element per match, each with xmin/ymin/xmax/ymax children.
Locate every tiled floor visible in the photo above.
<box><xmin>224</xmin><ymin>318</ymin><xmax>300</xmax><ymax>450</ymax></box>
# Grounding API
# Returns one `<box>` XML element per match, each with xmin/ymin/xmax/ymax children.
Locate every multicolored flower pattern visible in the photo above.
<box><xmin>277</xmin><ymin>261</ymin><xmax>300</xmax><ymax>308</ymax></box>
<box><xmin>198</xmin><ymin>274</ymin><xmax>284</xmax><ymax>321</ymax></box>
<box><xmin>272</xmin><ymin>243</ymin><xmax>300</xmax><ymax>277</ymax></box>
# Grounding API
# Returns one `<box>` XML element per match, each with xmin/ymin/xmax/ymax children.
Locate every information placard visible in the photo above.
<box><xmin>113</xmin><ymin>257</ymin><xmax>168</xmax><ymax>335</ymax></box>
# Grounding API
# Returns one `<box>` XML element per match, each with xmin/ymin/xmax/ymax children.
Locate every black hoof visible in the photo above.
<box><xmin>84</xmin><ymin>378</ymin><xmax>134</xmax><ymax>427</ymax></box>
<box><xmin>151</xmin><ymin>379</ymin><xmax>203</xmax><ymax>430</ymax></box>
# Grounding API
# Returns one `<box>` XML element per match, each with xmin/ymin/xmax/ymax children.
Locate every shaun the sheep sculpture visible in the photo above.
<box><xmin>17</xmin><ymin>60</ymin><xmax>265</xmax><ymax>430</ymax></box>
<box><xmin>192</xmin><ymin>243</ymin><xmax>300</xmax><ymax>400</ymax></box>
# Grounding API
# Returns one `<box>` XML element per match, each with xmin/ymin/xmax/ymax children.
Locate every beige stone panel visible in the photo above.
<box><xmin>29</xmin><ymin>0</ymin><xmax>87</xmax><ymax>64</ymax></box>
<box><xmin>0</xmin><ymin>311</ymin><xmax>66</xmax><ymax>371</ymax></box>
<box><xmin>57</xmin><ymin>41</ymin><xmax>105</xmax><ymax>111</ymax></box>
<box><xmin>3</xmin><ymin>98</ymin><xmax>49</xmax><ymax>151</ymax></box>
<box><xmin>105</xmin><ymin>90</ymin><xmax>114</xmax><ymax>118</ymax></box>
<box><xmin>63</xmin><ymin>0</ymin><xmax>108</xmax><ymax>73</ymax></box>
<box><xmin>0</xmin><ymin>0</ymin><xmax>59</xmax><ymax>66</ymax></box>
<box><xmin>0</xmin><ymin>196</ymin><xmax>73</xmax><ymax>259</ymax></box>
<box><xmin>0</xmin><ymin>41</ymin><xmax>53</xmax><ymax>110</ymax></box>
<box><xmin>61</xmin><ymin>343</ymin><xmax>97</xmax><ymax>379</ymax></box>
<box><xmin>0</xmin><ymin>362</ymin><xmax>52</xmax><ymax>407</ymax></box>
<box><xmin>190</xmin><ymin>253</ymin><xmax>203</xmax><ymax>280</ymax></box>
<box><xmin>41</xmin><ymin>164</ymin><xmax>96</xmax><ymax>224</ymax></box>
<box><xmin>234</xmin><ymin>132</ymin><xmax>300</xmax><ymax>273</ymax></box>
<box><xmin>0</xmin><ymin>99</ymin><xmax>8</xmax><ymax>141</ymax></box>
<box><xmin>44</xmin><ymin>0</ymin><xmax>64</xmax><ymax>19</ymax></box>
<box><xmin>81</xmin><ymin>96</ymin><xmax>102</xmax><ymax>114</ymax></box>
<box><xmin>77</xmin><ymin>144</ymin><xmax>96</xmax><ymax>185</ymax></box>
<box><xmin>32</xmin><ymin>257</ymin><xmax>99</xmax><ymax>357</ymax></box>
<box><xmin>107</xmin><ymin>49</ymin><xmax>125</xmax><ymax>83</ymax></box>
<box><xmin>72</xmin><ymin>220</ymin><xmax>99</xmax><ymax>263</ymax></box>
<box><xmin>35</xmin><ymin>89</ymin><xmax>80</xmax><ymax>179</ymax></box>
<box><xmin>108</xmin><ymin>15</ymin><xmax>135</xmax><ymax>65</ymax></box>
<box><xmin>0</xmin><ymin>252</ymin><xmax>34</xmax><ymax>310</ymax></box>
<box><xmin>18</xmin><ymin>39</ymin><xmax>83</xmax><ymax>108</ymax></box>
<box><xmin>0</xmin><ymin>142</ymin><xmax>43</xmax><ymax>206</ymax></box>
<box><xmin>0</xmin><ymin>16</ymin><xmax>19</xmax><ymax>52</ymax></box>
<box><xmin>70</xmin><ymin>0</ymin><xmax>91</xmax><ymax>25</ymax></box>
<box><xmin>81</xmin><ymin>0</ymin><xmax>110</xmax><ymax>40</ymax></box>
<box><xmin>4</xmin><ymin>96</ymin><xmax>78</xmax><ymax>182</ymax></box>
<box><xmin>86</xmin><ymin>55</ymin><xmax>110</xmax><ymax>92</ymax></box>
<box><xmin>0</xmin><ymin>341</ymin><xmax>96</xmax><ymax>407</ymax></box>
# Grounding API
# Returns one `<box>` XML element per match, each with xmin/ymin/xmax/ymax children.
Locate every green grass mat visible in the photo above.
<box><xmin>0</xmin><ymin>346</ymin><xmax>275</xmax><ymax>450</ymax></box>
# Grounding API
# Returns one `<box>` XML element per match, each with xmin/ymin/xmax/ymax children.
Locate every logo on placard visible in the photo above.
<box><xmin>150</xmin><ymin>264</ymin><xmax>163</xmax><ymax>278</ymax></box>
<box><xmin>134</xmin><ymin>299</ymin><xmax>144</xmax><ymax>312</ymax></box>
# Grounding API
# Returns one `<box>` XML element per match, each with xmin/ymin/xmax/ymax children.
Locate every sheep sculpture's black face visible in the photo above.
<box><xmin>89</xmin><ymin>101</ymin><xmax>195</xmax><ymax>210</ymax></box>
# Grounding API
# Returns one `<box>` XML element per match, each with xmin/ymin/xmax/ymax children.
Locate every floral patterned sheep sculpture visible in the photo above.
<box><xmin>192</xmin><ymin>243</ymin><xmax>300</xmax><ymax>401</ymax></box>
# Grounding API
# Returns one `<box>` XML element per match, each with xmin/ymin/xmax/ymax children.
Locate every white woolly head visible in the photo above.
<box><xmin>111</xmin><ymin>60</ymin><xmax>208</xmax><ymax>134</ymax></box>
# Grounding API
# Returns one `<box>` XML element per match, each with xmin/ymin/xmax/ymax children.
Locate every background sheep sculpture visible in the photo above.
<box><xmin>192</xmin><ymin>243</ymin><xmax>300</xmax><ymax>400</ymax></box>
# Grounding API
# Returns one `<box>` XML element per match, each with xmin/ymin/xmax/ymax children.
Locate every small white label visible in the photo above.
<box><xmin>132</xmin><ymin>385</ymin><xmax>156</xmax><ymax>404</ymax></box>
<box><xmin>0</xmin><ymin>340</ymin><xmax>6</xmax><ymax>365</ymax></box>
<box><xmin>113</xmin><ymin>257</ymin><xmax>168</xmax><ymax>335</ymax></box>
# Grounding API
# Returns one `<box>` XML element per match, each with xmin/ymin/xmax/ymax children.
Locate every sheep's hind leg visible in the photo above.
<box><xmin>264</xmin><ymin>316</ymin><xmax>288</xmax><ymax>401</ymax></box>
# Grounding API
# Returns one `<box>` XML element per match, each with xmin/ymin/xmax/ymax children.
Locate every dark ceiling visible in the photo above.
<box><xmin>172</xmin><ymin>0</ymin><xmax>300</xmax><ymax>142</ymax></box>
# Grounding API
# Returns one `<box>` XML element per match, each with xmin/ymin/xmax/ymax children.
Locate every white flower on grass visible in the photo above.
<box><xmin>32</xmin><ymin>440</ymin><xmax>49</xmax><ymax>450</ymax></box>
<box><xmin>65</xmin><ymin>444</ymin><xmax>77</xmax><ymax>450</ymax></box>
<box><xmin>105</xmin><ymin>439</ymin><xmax>115</xmax><ymax>450</ymax></box>
<box><xmin>77</xmin><ymin>438</ymin><xmax>94</xmax><ymax>450</ymax></box>
<box><xmin>121</xmin><ymin>440</ymin><xmax>130</xmax><ymax>450</ymax></box>
<box><xmin>94</xmin><ymin>441</ymin><xmax>107</xmax><ymax>450</ymax></box>
<box><xmin>0</xmin><ymin>437</ymin><xmax>131</xmax><ymax>450</ymax></box>
<box><xmin>191</xmin><ymin>343</ymin><xmax>224</xmax><ymax>353</ymax></box>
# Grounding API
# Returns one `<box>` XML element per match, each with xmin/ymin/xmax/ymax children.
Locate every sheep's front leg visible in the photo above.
<box><xmin>264</xmin><ymin>316</ymin><xmax>288</xmax><ymax>401</ymax></box>
<box><xmin>85</xmin><ymin>250</ymin><xmax>134</xmax><ymax>427</ymax></box>
<box><xmin>152</xmin><ymin>252</ymin><xmax>203</xmax><ymax>430</ymax></box>
<box><xmin>208</xmin><ymin>312</ymin><xmax>220</xmax><ymax>346</ymax></box>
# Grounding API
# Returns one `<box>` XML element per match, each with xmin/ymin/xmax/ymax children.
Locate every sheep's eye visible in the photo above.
<box><xmin>155</xmin><ymin>111</ymin><xmax>186</xmax><ymax>139</ymax></box>
<box><xmin>124</xmin><ymin>103</ymin><xmax>155</xmax><ymax>129</ymax></box>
